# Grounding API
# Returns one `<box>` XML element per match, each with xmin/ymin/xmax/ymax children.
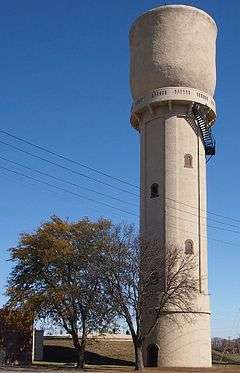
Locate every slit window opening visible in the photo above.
<box><xmin>150</xmin><ymin>183</ymin><xmax>159</xmax><ymax>198</ymax></box>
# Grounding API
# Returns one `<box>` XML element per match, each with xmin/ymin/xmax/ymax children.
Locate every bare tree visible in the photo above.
<box><xmin>102</xmin><ymin>224</ymin><xmax>199</xmax><ymax>371</ymax></box>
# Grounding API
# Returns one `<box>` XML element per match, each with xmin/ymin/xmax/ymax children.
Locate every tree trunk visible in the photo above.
<box><xmin>71</xmin><ymin>332</ymin><xmax>83</xmax><ymax>369</ymax></box>
<box><xmin>134</xmin><ymin>338</ymin><xmax>144</xmax><ymax>371</ymax></box>
<box><xmin>78</xmin><ymin>336</ymin><xmax>86</xmax><ymax>369</ymax></box>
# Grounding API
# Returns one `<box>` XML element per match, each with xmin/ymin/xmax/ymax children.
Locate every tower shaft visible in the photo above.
<box><xmin>140</xmin><ymin>103</ymin><xmax>211</xmax><ymax>366</ymax></box>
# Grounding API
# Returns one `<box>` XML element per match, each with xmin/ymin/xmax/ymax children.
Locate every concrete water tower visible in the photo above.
<box><xmin>129</xmin><ymin>5</ymin><xmax>217</xmax><ymax>368</ymax></box>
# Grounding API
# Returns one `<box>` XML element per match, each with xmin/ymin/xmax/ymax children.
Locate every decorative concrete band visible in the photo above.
<box><xmin>159</xmin><ymin>311</ymin><xmax>211</xmax><ymax>316</ymax></box>
<box><xmin>130</xmin><ymin>86</ymin><xmax>217</xmax><ymax>129</ymax></box>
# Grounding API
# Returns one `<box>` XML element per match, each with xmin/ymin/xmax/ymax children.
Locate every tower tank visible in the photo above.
<box><xmin>130</xmin><ymin>5</ymin><xmax>217</xmax><ymax>99</ymax></box>
<box><xmin>129</xmin><ymin>5</ymin><xmax>217</xmax><ymax>368</ymax></box>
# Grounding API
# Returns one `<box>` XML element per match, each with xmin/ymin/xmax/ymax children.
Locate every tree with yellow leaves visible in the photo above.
<box><xmin>7</xmin><ymin>216</ymin><xmax>114</xmax><ymax>369</ymax></box>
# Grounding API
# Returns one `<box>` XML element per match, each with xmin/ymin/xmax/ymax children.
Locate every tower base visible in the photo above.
<box><xmin>143</xmin><ymin>298</ymin><xmax>211</xmax><ymax>368</ymax></box>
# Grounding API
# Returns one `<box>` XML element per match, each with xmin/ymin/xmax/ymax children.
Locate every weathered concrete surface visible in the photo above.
<box><xmin>139</xmin><ymin>104</ymin><xmax>211</xmax><ymax>367</ymax></box>
<box><xmin>130</xmin><ymin>5</ymin><xmax>217</xmax><ymax>100</ymax></box>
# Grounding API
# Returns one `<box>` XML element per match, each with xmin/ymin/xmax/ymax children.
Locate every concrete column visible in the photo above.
<box><xmin>140</xmin><ymin>104</ymin><xmax>211</xmax><ymax>366</ymax></box>
<box><xmin>32</xmin><ymin>329</ymin><xmax>44</xmax><ymax>362</ymax></box>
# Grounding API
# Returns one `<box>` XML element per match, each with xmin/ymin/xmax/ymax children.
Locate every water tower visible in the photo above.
<box><xmin>129</xmin><ymin>5</ymin><xmax>217</xmax><ymax>367</ymax></box>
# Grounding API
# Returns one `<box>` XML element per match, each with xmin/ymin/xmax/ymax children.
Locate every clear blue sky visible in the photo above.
<box><xmin>0</xmin><ymin>0</ymin><xmax>239</xmax><ymax>338</ymax></box>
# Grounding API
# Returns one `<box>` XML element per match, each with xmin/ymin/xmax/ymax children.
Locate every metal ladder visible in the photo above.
<box><xmin>192</xmin><ymin>104</ymin><xmax>216</xmax><ymax>156</ymax></box>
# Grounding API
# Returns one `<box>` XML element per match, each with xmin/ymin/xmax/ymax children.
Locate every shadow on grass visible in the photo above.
<box><xmin>43</xmin><ymin>346</ymin><xmax>134</xmax><ymax>366</ymax></box>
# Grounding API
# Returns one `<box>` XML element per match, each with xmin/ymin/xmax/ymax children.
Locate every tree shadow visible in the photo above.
<box><xmin>43</xmin><ymin>345</ymin><xmax>134</xmax><ymax>366</ymax></box>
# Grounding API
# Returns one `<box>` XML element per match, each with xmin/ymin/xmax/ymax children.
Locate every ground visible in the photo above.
<box><xmin>2</xmin><ymin>337</ymin><xmax>240</xmax><ymax>372</ymax></box>
<box><xmin>1</xmin><ymin>365</ymin><xmax>240</xmax><ymax>372</ymax></box>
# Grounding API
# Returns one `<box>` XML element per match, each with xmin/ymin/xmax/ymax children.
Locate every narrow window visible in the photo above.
<box><xmin>149</xmin><ymin>271</ymin><xmax>159</xmax><ymax>285</ymax></box>
<box><xmin>185</xmin><ymin>239</ymin><xmax>194</xmax><ymax>255</ymax></box>
<box><xmin>150</xmin><ymin>183</ymin><xmax>159</xmax><ymax>198</ymax></box>
<box><xmin>184</xmin><ymin>154</ymin><xmax>193</xmax><ymax>168</ymax></box>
